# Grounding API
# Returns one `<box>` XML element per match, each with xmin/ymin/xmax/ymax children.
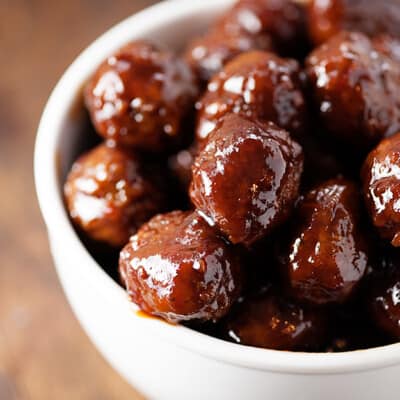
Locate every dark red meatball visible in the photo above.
<box><xmin>84</xmin><ymin>41</ymin><xmax>198</xmax><ymax>151</ymax></box>
<box><xmin>306</xmin><ymin>31</ymin><xmax>400</xmax><ymax>148</ymax></box>
<box><xmin>119</xmin><ymin>211</ymin><xmax>243</xmax><ymax>323</ymax></box>
<box><xmin>196</xmin><ymin>51</ymin><xmax>307</xmax><ymax>143</ymax></box>
<box><xmin>184</xmin><ymin>0</ymin><xmax>306</xmax><ymax>84</ymax></box>
<box><xmin>222</xmin><ymin>289</ymin><xmax>327</xmax><ymax>351</ymax></box>
<box><xmin>362</xmin><ymin>133</ymin><xmax>400</xmax><ymax>247</ymax></box>
<box><xmin>190</xmin><ymin>114</ymin><xmax>303</xmax><ymax>246</ymax></box>
<box><xmin>64</xmin><ymin>143</ymin><xmax>166</xmax><ymax>247</ymax></box>
<box><xmin>184</xmin><ymin>30</ymin><xmax>272</xmax><ymax>86</ymax></box>
<box><xmin>219</xmin><ymin>0</ymin><xmax>308</xmax><ymax>56</ymax></box>
<box><xmin>308</xmin><ymin>0</ymin><xmax>400</xmax><ymax>46</ymax></box>
<box><xmin>280</xmin><ymin>179</ymin><xmax>369</xmax><ymax>304</ymax></box>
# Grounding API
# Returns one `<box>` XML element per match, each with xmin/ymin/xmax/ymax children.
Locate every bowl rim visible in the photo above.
<box><xmin>34</xmin><ymin>0</ymin><xmax>400</xmax><ymax>375</ymax></box>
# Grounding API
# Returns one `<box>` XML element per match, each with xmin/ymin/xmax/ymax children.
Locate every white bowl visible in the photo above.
<box><xmin>34</xmin><ymin>1</ymin><xmax>400</xmax><ymax>399</ymax></box>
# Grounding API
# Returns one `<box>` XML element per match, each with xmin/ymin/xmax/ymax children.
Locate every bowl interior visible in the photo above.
<box><xmin>35</xmin><ymin>0</ymin><xmax>400</xmax><ymax>375</ymax></box>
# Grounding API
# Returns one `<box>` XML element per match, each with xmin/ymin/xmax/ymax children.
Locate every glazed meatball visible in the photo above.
<box><xmin>219</xmin><ymin>0</ymin><xmax>308</xmax><ymax>57</ymax></box>
<box><xmin>222</xmin><ymin>289</ymin><xmax>327</xmax><ymax>351</ymax></box>
<box><xmin>306</xmin><ymin>31</ymin><xmax>400</xmax><ymax>148</ymax></box>
<box><xmin>64</xmin><ymin>143</ymin><xmax>166</xmax><ymax>247</ymax></box>
<box><xmin>190</xmin><ymin>114</ymin><xmax>303</xmax><ymax>246</ymax></box>
<box><xmin>196</xmin><ymin>51</ymin><xmax>307</xmax><ymax>143</ymax></box>
<box><xmin>184</xmin><ymin>30</ymin><xmax>272</xmax><ymax>86</ymax></box>
<box><xmin>85</xmin><ymin>41</ymin><xmax>198</xmax><ymax>151</ymax></box>
<box><xmin>308</xmin><ymin>0</ymin><xmax>400</xmax><ymax>46</ymax></box>
<box><xmin>280</xmin><ymin>179</ymin><xmax>369</xmax><ymax>304</ymax></box>
<box><xmin>119</xmin><ymin>211</ymin><xmax>242</xmax><ymax>323</ymax></box>
<box><xmin>184</xmin><ymin>0</ymin><xmax>306</xmax><ymax>84</ymax></box>
<box><xmin>362</xmin><ymin>133</ymin><xmax>400</xmax><ymax>247</ymax></box>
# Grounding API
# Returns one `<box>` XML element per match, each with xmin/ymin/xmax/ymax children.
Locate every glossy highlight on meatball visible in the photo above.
<box><xmin>85</xmin><ymin>41</ymin><xmax>198</xmax><ymax>151</ymax></box>
<box><xmin>308</xmin><ymin>0</ymin><xmax>400</xmax><ymax>46</ymax></box>
<box><xmin>306</xmin><ymin>31</ymin><xmax>400</xmax><ymax>148</ymax></box>
<box><xmin>362</xmin><ymin>132</ymin><xmax>400</xmax><ymax>247</ymax></box>
<box><xmin>222</xmin><ymin>288</ymin><xmax>327</xmax><ymax>351</ymax></box>
<box><xmin>190</xmin><ymin>114</ymin><xmax>303</xmax><ymax>246</ymax></box>
<box><xmin>64</xmin><ymin>142</ymin><xmax>167</xmax><ymax>247</ymax></box>
<box><xmin>281</xmin><ymin>179</ymin><xmax>369</xmax><ymax>304</ymax></box>
<box><xmin>196</xmin><ymin>50</ymin><xmax>307</xmax><ymax>143</ymax></box>
<box><xmin>119</xmin><ymin>211</ymin><xmax>242</xmax><ymax>323</ymax></box>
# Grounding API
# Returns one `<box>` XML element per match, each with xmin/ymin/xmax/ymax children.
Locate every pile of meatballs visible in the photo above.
<box><xmin>64</xmin><ymin>0</ymin><xmax>400</xmax><ymax>352</ymax></box>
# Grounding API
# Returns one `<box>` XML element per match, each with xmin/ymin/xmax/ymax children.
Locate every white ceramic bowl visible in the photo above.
<box><xmin>35</xmin><ymin>1</ymin><xmax>400</xmax><ymax>399</ymax></box>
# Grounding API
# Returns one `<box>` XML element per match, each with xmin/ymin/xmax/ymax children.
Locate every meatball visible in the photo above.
<box><xmin>84</xmin><ymin>41</ymin><xmax>198</xmax><ymax>151</ymax></box>
<box><xmin>306</xmin><ymin>31</ymin><xmax>400</xmax><ymax>148</ymax></box>
<box><xmin>184</xmin><ymin>0</ymin><xmax>307</xmax><ymax>84</ymax></box>
<box><xmin>280</xmin><ymin>179</ymin><xmax>369</xmax><ymax>304</ymax></box>
<box><xmin>308</xmin><ymin>0</ymin><xmax>400</xmax><ymax>46</ymax></box>
<box><xmin>64</xmin><ymin>143</ymin><xmax>166</xmax><ymax>247</ymax></box>
<box><xmin>196</xmin><ymin>51</ymin><xmax>307</xmax><ymax>143</ymax></box>
<box><xmin>219</xmin><ymin>0</ymin><xmax>308</xmax><ymax>57</ymax></box>
<box><xmin>222</xmin><ymin>289</ymin><xmax>327</xmax><ymax>351</ymax></box>
<box><xmin>184</xmin><ymin>30</ymin><xmax>272</xmax><ymax>86</ymax></box>
<box><xmin>190</xmin><ymin>114</ymin><xmax>303</xmax><ymax>246</ymax></box>
<box><xmin>362</xmin><ymin>132</ymin><xmax>400</xmax><ymax>247</ymax></box>
<box><xmin>119</xmin><ymin>211</ymin><xmax>243</xmax><ymax>323</ymax></box>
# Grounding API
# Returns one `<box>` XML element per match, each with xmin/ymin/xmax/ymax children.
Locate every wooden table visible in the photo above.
<box><xmin>0</xmin><ymin>1</ymin><xmax>158</xmax><ymax>398</ymax></box>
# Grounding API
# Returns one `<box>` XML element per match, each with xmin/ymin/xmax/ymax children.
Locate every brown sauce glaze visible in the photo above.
<box><xmin>190</xmin><ymin>114</ymin><xmax>303</xmax><ymax>246</ymax></box>
<box><xmin>85</xmin><ymin>41</ymin><xmax>198</xmax><ymax>151</ymax></box>
<box><xmin>119</xmin><ymin>211</ymin><xmax>242</xmax><ymax>323</ymax></box>
<box><xmin>196</xmin><ymin>50</ymin><xmax>307</xmax><ymax>144</ymax></box>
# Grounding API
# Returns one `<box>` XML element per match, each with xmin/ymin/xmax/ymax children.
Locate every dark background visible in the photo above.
<box><xmin>0</xmin><ymin>1</ymin><xmax>159</xmax><ymax>398</ymax></box>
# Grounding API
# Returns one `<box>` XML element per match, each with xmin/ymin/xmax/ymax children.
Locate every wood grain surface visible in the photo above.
<box><xmin>0</xmin><ymin>1</ymin><xmax>158</xmax><ymax>398</ymax></box>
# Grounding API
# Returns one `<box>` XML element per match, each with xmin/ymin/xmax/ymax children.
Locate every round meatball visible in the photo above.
<box><xmin>184</xmin><ymin>0</ymin><xmax>306</xmax><ymax>85</ymax></box>
<box><xmin>222</xmin><ymin>289</ymin><xmax>327</xmax><ymax>351</ymax></box>
<box><xmin>308</xmin><ymin>0</ymin><xmax>400</xmax><ymax>46</ymax></box>
<box><xmin>280</xmin><ymin>179</ymin><xmax>369</xmax><ymax>304</ymax></box>
<box><xmin>362</xmin><ymin>132</ymin><xmax>400</xmax><ymax>247</ymax></box>
<box><xmin>84</xmin><ymin>41</ymin><xmax>198</xmax><ymax>151</ymax></box>
<box><xmin>184</xmin><ymin>30</ymin><xmax>272</xmax><ymax>86</ymax></box>
<box><xmin>306</xmin><ymin>31</ymin><xmax>400</xmax><ymax>148</ymax></box>
<box><xmin>64</xmin><ymin>143</ymin><xmax>167</xmax><ymax>247</ymax></box>
<box><xmin>190</xmin><ymin>114</ymin><xmax>303</xmax><ymax>246</ymax></box>
<box><xmin>196</xmin><ymin>51</ymin><xmax>307</xmax><ymax>143</ymax></box>
<box><xmin>119</xmin><ymin>211</ymin><xmax>243</xmax><ymax>323</ymax></box>
<box><xmin>219</xmin><ymin>0</ymin><xmax>308</xmax><ymax>57</ymax></box>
